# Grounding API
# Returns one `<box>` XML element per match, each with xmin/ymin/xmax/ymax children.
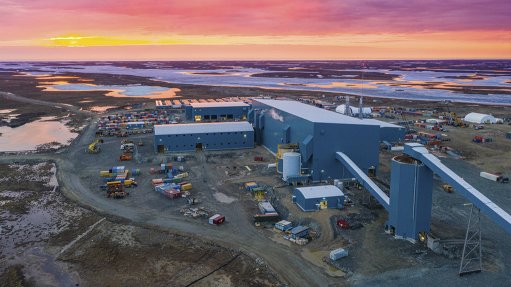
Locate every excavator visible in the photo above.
<box><xmin>87</xmin><ymin>139</ymin><xmax>104</xmax><ymax>154</ymax></box>
<box><xmin>443</xmin><ymin>103</ymin><xmax>467</xmax><ymax>128</ymax></box>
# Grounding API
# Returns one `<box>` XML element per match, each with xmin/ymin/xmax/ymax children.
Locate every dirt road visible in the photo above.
<box><xmin>0</xmin><ymin>91</ymin><xmax>93</xmax><ymax>115</ymax></box>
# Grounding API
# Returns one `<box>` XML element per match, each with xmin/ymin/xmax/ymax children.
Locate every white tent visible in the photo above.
<box><xmin>335</xmin><ymin>104</ymin><xmax>372</xmax><ymax>116</ymax></box>
<box><xmin>463</xmin><ymin>112</ymin><xmax>497</xmax><ymax>124</ymax></box>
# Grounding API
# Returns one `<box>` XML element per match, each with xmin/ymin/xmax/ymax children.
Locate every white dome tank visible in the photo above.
<box><xmin>282</xmin><ymin>152</ymin><xmax>301</xmax><ymax>181</ymax></box>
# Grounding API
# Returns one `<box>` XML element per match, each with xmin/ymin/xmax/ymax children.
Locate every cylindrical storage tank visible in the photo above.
<box><xmin>282</xmin><ymin>152</ymin><xmax>301</xmax><ymax>181</ymax></box>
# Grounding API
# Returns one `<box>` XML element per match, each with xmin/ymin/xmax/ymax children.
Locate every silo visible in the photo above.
<box><xmin>283</xmin><ymin>152</ymin><xmax>301</xmax><ymax>181</ymax></box>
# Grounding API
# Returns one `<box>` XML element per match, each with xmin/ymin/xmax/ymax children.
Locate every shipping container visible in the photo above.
<box><xmin>209</xmin><ymin>214</ymin><xmax>225</xmax><ymax>225</ymax></box>
<box><xmin>181</xmin><ymin>183</ymin><xmax>193</xmax><ymax>191</ymax></box>
<box><xmin>174</xmin><ymin>172</ymin><xmax>189</xmax><ymax>179</ymax></box>
<box><xmin>480</xmin><ymin>172</ymin><xmax>502</xmax><ymax>182</ymax></box>
<box><xmin>275</xmin><ymin>220</ymin><xmax>293</xmax><ymax>231</ymax></box>
<box><xmin>329</xmin><ymin>248</ymin><xmax>348</xmax><ymax>261</ymax></box>
<box><xmin>258</xmin><ymin>201</ymin><xmax>276</xmax><ymax>214</ymax></box>
<box><xmin>100</xmin><ymin>170</ymin><xmax>111</xmax><ymax>177</ymax></box>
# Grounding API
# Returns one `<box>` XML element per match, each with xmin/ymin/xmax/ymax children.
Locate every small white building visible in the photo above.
<box><xmin>463</xmin><ymin>112</ymin><xmax>497</xmax><ymax>124</ymax></box>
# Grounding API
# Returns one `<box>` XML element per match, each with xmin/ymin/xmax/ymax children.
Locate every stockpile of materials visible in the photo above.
<box><xmin>152</xmin><ymin>166</ymin><xmax>192</xmax><ymax>199</ymax></box>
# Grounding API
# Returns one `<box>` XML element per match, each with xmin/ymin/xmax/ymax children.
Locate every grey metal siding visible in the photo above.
<box><xmin>154</xmin><ymin>130</ymin><xmax>254</xmax><ymax>152</ymax></box>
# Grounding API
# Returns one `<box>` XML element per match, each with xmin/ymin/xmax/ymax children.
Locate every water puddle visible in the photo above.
<box><xmin>0</xmin><ymin>116</ymin><xmax>78</xmax><ymax>152</ymax></box>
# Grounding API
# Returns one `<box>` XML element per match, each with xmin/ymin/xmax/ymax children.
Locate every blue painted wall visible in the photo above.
<box><xmin>251</xmin><ymin>101</ymin><xmax>380</xmax><ymax>180</ymax></box>
<box><xmin>293</xmin><ymin>188</ymin><xmax>344</xmax><ymax>211</ymax></box>
<box><xmin>154</xmin><ymin>130</ymin><xmax>254</xmax><ymax>152</ymax></box>
<box><xmin>312</xmin><ymin>123</ymin><xmax>380</xmax><ymax>181</ymax></box>
<box><xmin>185</xmin><ymin>105</ymin><xmax>250</xmax><ymax>121</ymax></box>
<box><xmin>387</xmin><ymin>156</ymin><xmax>433</xmax><ymax>240</ymax></box>
<box><xmin>380</xmin><ymin>126</ymin><xmax>406</xmax><ymax>143</ymax></box>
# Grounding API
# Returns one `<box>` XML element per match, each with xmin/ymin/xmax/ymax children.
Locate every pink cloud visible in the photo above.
<box><xmin>0</xmin><ymin>0</ymin><xmax>509</xmax><ymax>41</ymax></box>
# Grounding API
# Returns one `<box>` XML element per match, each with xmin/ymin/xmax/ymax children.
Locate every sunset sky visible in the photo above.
<box><xmin>0</xmin><ymin>0</ymin><xmax>510</xmax><ymax>60</ymax></box>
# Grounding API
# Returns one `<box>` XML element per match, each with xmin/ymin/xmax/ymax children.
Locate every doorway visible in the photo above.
<box><xmin>195</xmin><ymin>143</ymin><xmax>203</xmax><ymax>151</ymax></box>
<box><xmin>157</xmin><ymin>145</ymin><xmax>165</xmax><ymax>153</ymax></box>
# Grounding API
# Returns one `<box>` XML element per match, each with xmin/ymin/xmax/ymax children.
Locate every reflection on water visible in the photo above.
<box><xmin>2</xmin><ymin>63</ymin><xmax>510</xmax><ymax>105</ymax></box>
<box><xmin>40</xmin><ymin>83</ymin><xmax>181</xmax><ymax>99</ymax></box>
<box><xmin>284</xmin><ymin>81</ymin><xmax>378</xmax><ymax>89</ymax></box>
<box><xmin>89</xmin><ymin>106</ymin><xmax>118</xmax><ymax>112</ymax></box>
<box><xmin>0</xmin><ymin>117</ymin><xmax>77</xmax><ymax>152</ymax></box>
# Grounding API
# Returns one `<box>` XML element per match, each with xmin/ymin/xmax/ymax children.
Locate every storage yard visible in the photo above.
<box><xmin>2</xmin><ymin>87</ymin><xmax>511</xmax><ymax>286</ymax></box>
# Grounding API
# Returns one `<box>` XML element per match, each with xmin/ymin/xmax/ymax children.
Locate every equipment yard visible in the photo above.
<box><xmin>1</xmin><ymin>68</ymin><xmax>511</xmax><ymax>287</ymax></box>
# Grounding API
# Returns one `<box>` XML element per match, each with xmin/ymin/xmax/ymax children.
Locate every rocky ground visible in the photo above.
<box><xmin>0</xmin><ymin>162</ymin><xmax>282</xmax><ymax>287</ymax></box>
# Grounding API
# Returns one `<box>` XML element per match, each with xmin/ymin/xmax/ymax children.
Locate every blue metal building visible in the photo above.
<box><xmin>363</xmin><ymin>119</ymin><xmax>405</xmax><ymax>143</ymax></box>
<box><xmin>153</xmin><ymin>122</ymin><xmax>254</xmax><ymax>153</ymax></box>
<box><xmin>250</xmin><ymin>99</ymin><xmax>400</xmax><ymax>180</ymax></box>
<box><xmin>185</xmin><ymin>102</ymin><xmax>251</xmax><ymax>122</ymax></box>
<box><xmin>293</xmin><ymin>185</ymin><xmax>344</xmax><ymax>211</ymax></box>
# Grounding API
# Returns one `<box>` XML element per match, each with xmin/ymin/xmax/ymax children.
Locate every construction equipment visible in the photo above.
<box><xmin>87</xmin><ymin>139</ymin><xmax>104</xmax><ymax>154</ymax></box>
<box><xmin>442</xmin><ymin>184</ymin><xmax>453</xmax><ymax>193</ymax></box>
<box><xmin>119</xmin><ymin>153</ymin><xmax>132</xmax><ymax>161</ymax></box>
<box><xmin>443</xmin><ymin>103</ymin><xmax>467</xmax><ymax>127</ymax></box>
<box><xmin>121</xmin><ymin>143</ymin><xmax>135</xmax><ymax>152</ymax></box>
<box><xmin>106</xmin><ymin>182</ymin><xmax>128</xmax><ymax>198</ymax></box>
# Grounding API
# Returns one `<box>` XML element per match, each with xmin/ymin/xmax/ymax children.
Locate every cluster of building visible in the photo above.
<box><xmin>153</xmin><ymin>99</ymin><xmax>404</xmax><ymax>181</ymax></box>
<box><xmin>152</xmin><ymin>98</ymin><xmax>405</xmax><ymax>212</ymax></box>
<box><xmin>148</xmin><ymin>97</ymin><xmax>511</xmax><ymax>243</ymax></box>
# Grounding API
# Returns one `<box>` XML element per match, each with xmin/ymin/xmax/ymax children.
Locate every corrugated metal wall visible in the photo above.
<box><xmin>251</xmin><ymin>100</ymin><xmax>380</xmax><ymax>181</ymax></box>
<box><xmin>154</xmin><ymin>130</ymin><xmax>254</xmax><ymax>152</ymax></box>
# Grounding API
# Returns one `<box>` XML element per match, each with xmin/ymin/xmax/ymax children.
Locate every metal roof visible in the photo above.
<box><xmin>189</xmin><ymin>102</ymin><xmax>249</xmax><ymax>108</ymax></box>
<box><xmin>253</xmin><ymin>99</ymin><xmax>381</xmax><ymax>125</ymax></box>
<box><xmin>295</xmin><ymin>185</ymin><xmax>344</xmax><ymax>199</ymax></box>
<box><xmin>362</xmin><ymin>119</ymin><xmax>403</xmax><ymax>129</ymax></box>
<box><xmin>154</xmin><ymin>121</ymin><xmax>253</xmax><ymax>135</ymax></box>
<box><xmin>291</xmin><ymin>225</ymin><xmax>310</xmax><ymax>234</ymax></box>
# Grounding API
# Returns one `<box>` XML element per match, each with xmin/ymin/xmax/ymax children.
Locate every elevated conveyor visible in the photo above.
<box><xmin>404</xmin><ymin>143</ymin><xmax>511</xmax><ymax>235</ymax></box>
<box><xmin>336</xmin><ymin>143</ymin><xmax>511</xmax><ymax>239</ymax></box>
<box><xmin>335</xmin><ymin>152</ymin><xmax>390</xmax><ymax>210</ymax></box>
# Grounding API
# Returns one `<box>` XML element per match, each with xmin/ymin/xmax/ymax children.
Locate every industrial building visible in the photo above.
<box><xmin>153</xmin><ymin>122</ymin><xmax>254</xmax><ymax>153</ymax></box>
<box><xmin>185</xmin><ymin>102</ymin><xmax>251</xmax><ymax>122</ymax></box>
<box><xmin>249</xmin><ymin>99</ymin><xmax>405</xmax><ymax>181</ymax></box>
<box><xmin>293</xmin><ymin>185</ymin><xmax>345</xmax><ymax>211</ymax></box>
